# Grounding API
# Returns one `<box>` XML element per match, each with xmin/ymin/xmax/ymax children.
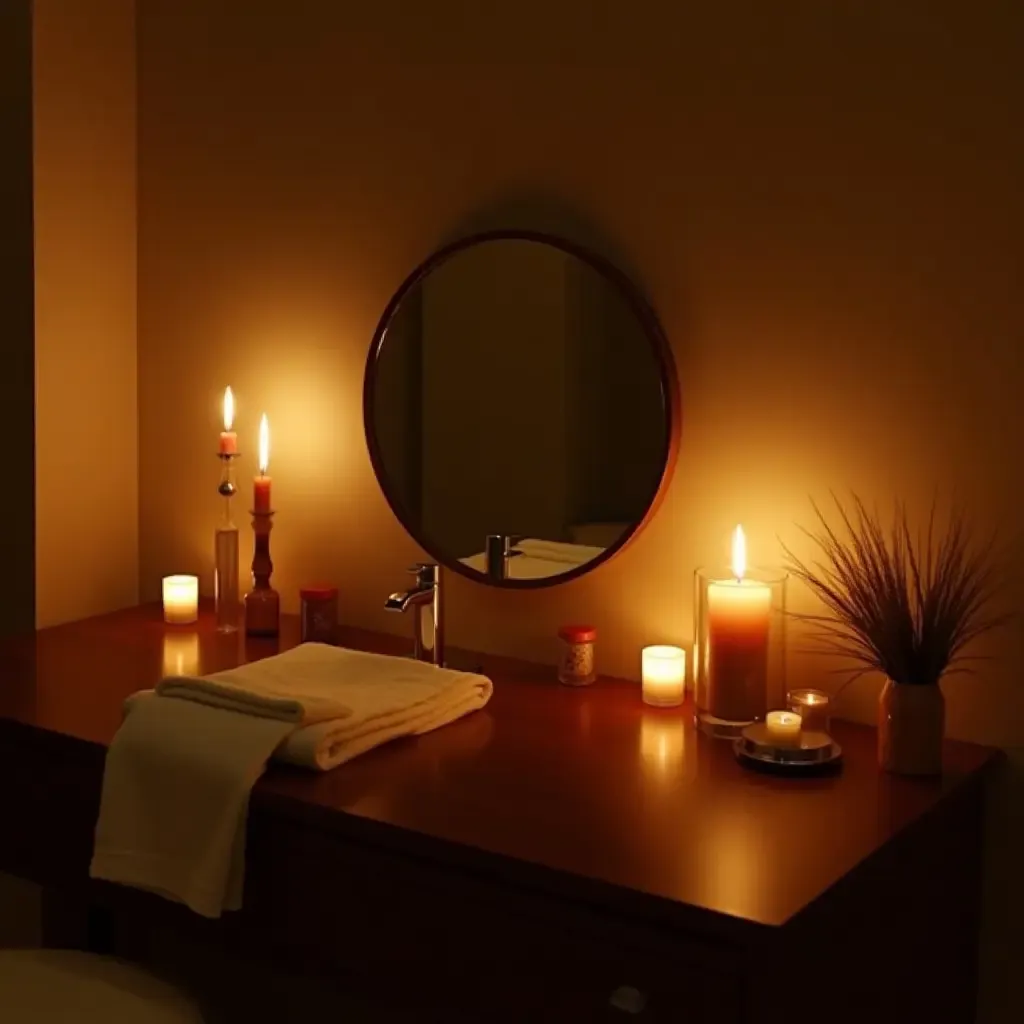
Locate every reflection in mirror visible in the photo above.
<box><xmin>368</xmin><ymin>234</ymin><xmax>675</xmax><ymax>588</ymax></box>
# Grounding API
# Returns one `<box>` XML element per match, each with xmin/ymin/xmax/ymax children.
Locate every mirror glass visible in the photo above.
<box><xmin>365</xmin><ymin>233</ymin><xmax>676</xmax><ymax>588</ymax></box>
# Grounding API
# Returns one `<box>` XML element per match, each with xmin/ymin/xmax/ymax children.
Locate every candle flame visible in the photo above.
<box><xmin>731</xmin><ymin>525</ymin><xmax>747</xmax><ymax>581</ymax></box>
<box><xmin>258</xmin><ymin>414</ymin><xmax>270</xmax><ymax>474</ymax></box>
<box><xmin>222</xmin><ymin>386</ymin><xmax>235</xmax><ymax>431</ymax></box>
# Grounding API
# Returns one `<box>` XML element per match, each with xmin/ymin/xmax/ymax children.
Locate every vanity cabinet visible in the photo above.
<box><xmin>0</xmin><ymin>606</ymin><xmax>998</xmax><ymax>1023</ymax></box>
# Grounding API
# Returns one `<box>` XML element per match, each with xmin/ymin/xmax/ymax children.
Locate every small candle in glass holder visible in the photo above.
<box><xmin>642</xmin><ymin>646</ymin><xmax>686</xmax><ymax>708</ymax></box>
<box><xmin>788</xmin><ymin>688</ymin><xmax>830</xmax><ymax>733</ymax></box>
<box><xmin>162</xmin><ymin>575</ymin><xmax>199</xmax><ymax>625</ymax></box>
<box><xmin>764</xmin><ymin>710</ymin><xmax>802</xmax><ymax>748</ymax></box>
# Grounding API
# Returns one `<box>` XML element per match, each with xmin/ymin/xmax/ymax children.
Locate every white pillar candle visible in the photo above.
<box><xmin>162</xmin><ymin>574</ymin><xmax>198</xmax><ymax>625</ymax></box>
<box><xmin>642</xmin><ymin>646</ymin><xmax>686</xmax><ymax>708</ymax></box>
<box><xmin>788</xmin><ymin>689</ymin><xmax>830</xmax><ymax>733</ymax></box>
<box><xmin>764</xmin><ymin>710</ymin><xmax>802</xmax><ymax>748</ymax></box>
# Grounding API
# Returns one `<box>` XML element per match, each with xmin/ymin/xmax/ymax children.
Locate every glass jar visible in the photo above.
<box><xmin>557</xmin><ymin>625</ymin><xmax>597</xmax><ymax>686</ymax></box>
<box><xmin>299</xmin><ymin>585</ymin><xmax>339</xmax><ymax>645</ymax></box>
<box><xmin>788</xmin><ymin>688</ymin><xmax>831</xmax><ymax>734</ymax></box>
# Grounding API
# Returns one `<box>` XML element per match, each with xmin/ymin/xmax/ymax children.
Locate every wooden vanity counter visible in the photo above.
<box><xmin>0</xmin><ymin>605</ymin><xmax>999</xmax><ymax>1023</ymax></box>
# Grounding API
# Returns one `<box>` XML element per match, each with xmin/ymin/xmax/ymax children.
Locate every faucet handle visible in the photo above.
<box><xmin>407</xmin><ymin>563</ymin><xmax>438</xmax><ymax>586</ymax></box>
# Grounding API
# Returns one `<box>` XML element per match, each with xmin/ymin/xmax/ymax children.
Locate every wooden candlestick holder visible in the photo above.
<box><xmin>244</xmin><ymin>509</ymin><xmax>280</xmax><ymax>637</ymax></box>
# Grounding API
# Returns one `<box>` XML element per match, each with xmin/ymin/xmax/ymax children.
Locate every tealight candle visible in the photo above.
<box><xmin>162</xmin><ymin>575</ymin><xmax>199</xmax><ymax>625</ymax></box>
<box><xmin>642</xmin><ymin>646</ymin><xmax>687</xmax><ymax>708</ymax></box>
<box><xmin>788</xmin><ymin>688</ymin><xmax>830</xmax><ymax>733</ymax></box>
<box><xmin>764</xmin><ymin>710</ymin><xmax>802</xmax><ymax>748</ymax></box>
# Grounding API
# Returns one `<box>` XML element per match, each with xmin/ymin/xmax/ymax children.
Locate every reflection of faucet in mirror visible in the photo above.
<box><xmin>485</xmin><ymin>534</ymin><xmax>523</xmax><ymax>581</ymax></box>
<box><xmin>385</xmin><ymin>563</ymin><xmax>445</xmax><ymax>666</ymax></box>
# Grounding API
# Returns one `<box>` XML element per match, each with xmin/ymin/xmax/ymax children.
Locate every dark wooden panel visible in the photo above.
<box><xmin>0</xmin><ymin>0</ymin><xmax>35</xmax><ymax>637</ymax></box>
<box><xmin>750</xmin><ymin>774</ymin><xmax>989</xmax><ymax>1024</ymax></box>
<box><xmin>239</xmin><ymin>819</ymin><xmax>740</xmax><ymax>1024</ymax></box>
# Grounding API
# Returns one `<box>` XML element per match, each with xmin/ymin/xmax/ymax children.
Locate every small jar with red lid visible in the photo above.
<box><xmin>557</xmin><ymin>624</ymin><xmax>597</xmax><ymax>686</ymax></box>
<box><xmin>299</xmin><ymin>585</ymin><xmax>339</xmax><ymax>645</ymax></box>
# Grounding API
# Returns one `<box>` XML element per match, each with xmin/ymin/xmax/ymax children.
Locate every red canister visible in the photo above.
<box><xmin>557</xmin><ymin>624</ymin><xmax>597</xmax><ymax>686</ymax></box>
<box><xmin>299</xmin><ymin>585</ymin><xmax>339</xmax><ymax>645</ymax></box>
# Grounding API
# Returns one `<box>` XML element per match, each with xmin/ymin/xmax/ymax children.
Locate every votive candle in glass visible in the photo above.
<box><xmin>642</xmin><ymin>646</ymin><xmax>686</xmax><ymax>708</ymax></box>
<box><xmin>162</xmin><ymin>574</ymin><xmax>199</xmax><ymax>625</ymax></box>
<box><xmin>788</xmin><ymin>688</ymin><xmax>831</xmax><ymax>733</ymax></box>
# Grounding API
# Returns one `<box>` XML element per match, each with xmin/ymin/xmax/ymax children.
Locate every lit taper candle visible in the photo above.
<box><xmin>254</xmin><ymin>414</ymin><xmax>272</xmax><ymax>513</ymax></box>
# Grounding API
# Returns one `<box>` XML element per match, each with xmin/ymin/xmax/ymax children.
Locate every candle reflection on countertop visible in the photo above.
<box><xmin>162</xmin><ymin>632</ymin><xmax>200</xmax><ymax>678</ymax></box>
<box><xmin>639</xmin><ymin>712</ymin><xmax>694</xmax><ymax>784</ymax></box>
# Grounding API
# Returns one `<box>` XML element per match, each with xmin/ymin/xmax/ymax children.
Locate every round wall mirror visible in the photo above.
<box><xmin>364</xmin><ymin>231</ymin><xmax>679</xmax><ymax>588</ymax></box>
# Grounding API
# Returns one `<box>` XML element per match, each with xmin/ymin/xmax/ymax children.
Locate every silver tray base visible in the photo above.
<box><xmin>735</xmin><ymin>724</ymin><xmax>843</xmax><ymax>773</ymax></box>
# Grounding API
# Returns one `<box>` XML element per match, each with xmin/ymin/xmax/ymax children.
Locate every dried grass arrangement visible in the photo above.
<box><xmin>781</xmin><ymin>495</ymin><xmax>1007</xmax><ymax>690</ymax></box>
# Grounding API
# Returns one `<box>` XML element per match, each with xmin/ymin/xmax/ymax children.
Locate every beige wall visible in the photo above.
<box><xmin>34</xmin><ymin>0</ymin><xmax>138</xmax><ymax>628</ymax></box>
<box><xmin>134</xmin><ymin>2</ymin><xmax>1022</xmax><ymax>1019</ymax></box>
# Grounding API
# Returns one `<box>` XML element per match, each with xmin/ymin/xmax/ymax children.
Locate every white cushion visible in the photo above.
<box><xmin>0</xmin><ymin>950</ymin><xmax>204</xmax><ymax>1023</ymax></box>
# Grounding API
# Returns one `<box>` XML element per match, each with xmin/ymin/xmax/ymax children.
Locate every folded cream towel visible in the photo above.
<box><xmin>91</xmin><ymin>644</ymin><xmax>492</xmax><ymax>917</ymax></box>
<box><xmin>160</xmin><ymin>643</ymin><xmax>493</xmax><ymax>769</ymax></box>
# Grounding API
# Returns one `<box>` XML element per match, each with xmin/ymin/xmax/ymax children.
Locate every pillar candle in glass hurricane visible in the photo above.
<box><xmin>254</xmin><ymin>414</ymin><xmax>272</xmax><ymax>512</ymax></box>
<box><xmin>706</xmin><ymin>526</ymin><xmax>771</xmax><ymax>723</ymax></box>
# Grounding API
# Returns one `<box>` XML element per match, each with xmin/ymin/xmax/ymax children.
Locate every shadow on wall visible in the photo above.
<box><xmin>441</xmin><ymin>190</ymin><xmax>668</xmax><ymax>322</ymax></box>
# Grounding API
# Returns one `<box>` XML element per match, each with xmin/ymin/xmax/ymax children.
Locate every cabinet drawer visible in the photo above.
<box><xmin>243</xmin><ymin>818</ymin><xmax>742</xmax><ymax>1023</ymax></box>
<box><xmin>0</xmin><ymin>726</ymin><xmax>102</xmax><ymax>886</ymax></box>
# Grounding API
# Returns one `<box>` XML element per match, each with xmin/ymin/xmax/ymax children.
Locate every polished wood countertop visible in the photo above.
<box><xmin>0</xmin><ymin>604</ymin><xmax>999</xmax><ymax>940</ymax></box>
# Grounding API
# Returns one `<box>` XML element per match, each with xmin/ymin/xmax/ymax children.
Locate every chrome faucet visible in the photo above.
<box><xmin>385</xmin><ymin>563</ymin><xmax>445</xmax><ymax>666</ymax></box>
<box><xmin>485</xmin><ymin>534</ymin><xmax>523</xmax><ymax>581</ymax></box>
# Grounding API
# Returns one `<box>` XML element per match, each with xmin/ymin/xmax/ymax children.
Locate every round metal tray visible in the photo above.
<box><xmin>734</xmin><ymin>723</ymin><xmax>843</xmax><ymax>775</ymax></box>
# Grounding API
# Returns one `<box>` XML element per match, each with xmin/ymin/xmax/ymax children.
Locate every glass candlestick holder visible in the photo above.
<box><xmin>244</xmin><ymin>508</ymin><xmax>280</xmax><ymax>637</ymax></box>
<box><xmin>693</xmin><ymin>565</ymin><xmax>788</xmax><ymax>738</ymax></box>
<box><xmin>215</xmin><ymin>452</ymin><xmax>241</xmax><ymax>633</ymax></box>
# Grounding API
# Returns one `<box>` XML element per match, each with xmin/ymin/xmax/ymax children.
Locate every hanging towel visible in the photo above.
<box><xmin>91</xmin><ymin>644</ymin><xmax>492</xmax><ymax>918</ymax></box>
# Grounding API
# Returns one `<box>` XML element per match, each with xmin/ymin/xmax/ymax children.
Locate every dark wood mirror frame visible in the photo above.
<box><xmin>363</xmin><ymin>229</ymin><xmax>681</xmax><ymax>589</ymax></box>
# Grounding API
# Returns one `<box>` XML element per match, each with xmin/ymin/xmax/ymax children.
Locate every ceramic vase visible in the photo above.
<box><xmin>878</xmin><ymin>679</ymin><xmax>945</xmax><ymax>776</ymax></box>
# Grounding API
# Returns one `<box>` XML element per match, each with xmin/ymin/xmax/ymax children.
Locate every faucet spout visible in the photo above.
<box><xmin>385</xmin><ymin>588</ymin><xmax>432</xmax><ymax>613</ymax></box>
<box><xmin>384</xmin><ymin>563</ymin><xmax>444</xmax><ymax>666</ymax></box>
